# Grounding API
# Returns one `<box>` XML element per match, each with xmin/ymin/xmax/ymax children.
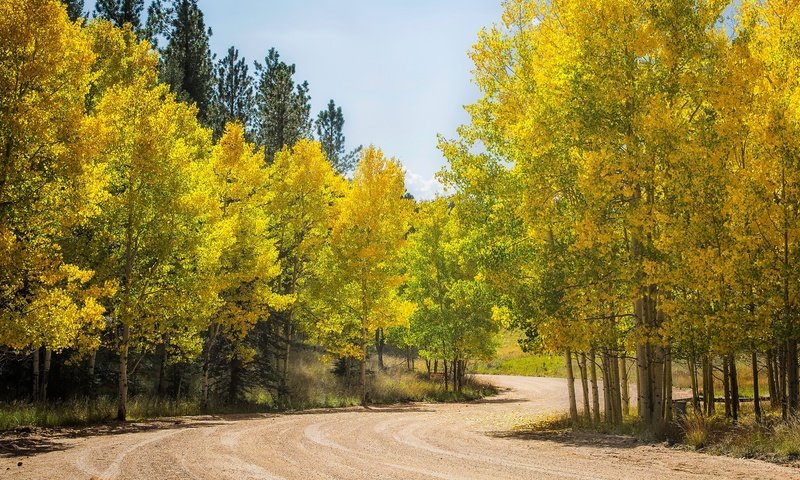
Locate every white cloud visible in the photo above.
<box><xmin>404</xmin><ymin>171</ymin><xmax>448</xmax><ymax>200</ymax></box>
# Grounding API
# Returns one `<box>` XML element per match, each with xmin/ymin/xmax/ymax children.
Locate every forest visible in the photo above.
<box><xmin>4</xmin><ymin>0</ymin><xmax>800</xmax><ymax>446</ymax></box>
<box><xmin>0</xmin><ymin>0</ymin><xmax>499</xmax><ymax>423</ymax></box>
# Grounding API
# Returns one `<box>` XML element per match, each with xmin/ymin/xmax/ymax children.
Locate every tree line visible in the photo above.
<box><xmin>0</xmin><ymin>0</ymin><xmax>501</xmax><ymax>420</ymax></box>
<box><xmin>440</xmin><ymin>0</ymin><xmax>800</xmax><ymax>431</ymax></box>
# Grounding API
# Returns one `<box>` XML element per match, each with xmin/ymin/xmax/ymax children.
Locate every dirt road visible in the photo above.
<box><xmin>1</xmin><ymin>375</ymin><xmax>796</xmax><ymax>479</ymax></box>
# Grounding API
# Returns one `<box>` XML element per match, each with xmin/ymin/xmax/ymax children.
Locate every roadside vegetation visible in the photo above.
<box><xmin>0</xmin><ymin>349</ymin><xmax>495</xmax><ymax>431</ymax></box>
<box><xmin>514</xmin><ymin>404</ymin><xmax>800</xmax><ymax>467</ymax></box>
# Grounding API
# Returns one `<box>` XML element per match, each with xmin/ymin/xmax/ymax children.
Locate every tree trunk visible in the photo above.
<box><xmin>229</xmin><ymin>353</ymin><xmax>242</xmax><ymax>404</ymax></box>
<box><xmin>579</xmin><ymin>353</ymin><xmax>590</xmax><ymax>421</ymax></box>
<box><xmin>606</xmin><ymin>352</ymin><xmax>621</xmax><ymax>424</ymax></box>
<box><xmin>88</xmin><ymin>350</ymin><xmax>97</xmax><ymax>394</ymax></box>
<box><xmin>650</xmin><ymin>310</ymin><xmax>666</xmax><ymax>428</ymax></box>
<box><xmin>788</xmin><ymin>340</ymin><xmax>798</xmax><ymax>416</ymax></box>
<box><xmin>604</xmin><ymin>356</ymin><xmax>611</xmax><ymax>423</ymax></box>
<box><xmin>359</xmin><ymin>356</ymin><xmax>367</xmax><ymax>405</ymax></box>
<box><xmin>443</xmin><ymin>359</ymin><xmax>449</xmax><ymax>391</ymax></box>
<box><xmin>201</xmin><ymin>327</ymin><xmax>215</xmax><ymax>409</ymax></box>
<box><xmin>566</xmin><ymin>349</ymin><xmax>578</xmax><ymax>425</ymax></box>
<box><xmin>752</xmin><ymin>351</ymin><xmax>762</xmax><ymax>423</ymax></box>
<box><xmin>117</xmin><ymin>323</ymin><xmax>130</xmax><ymax>421</ymax></box>
<box><xmin>633</xmin><ymin>291</ymin><xmax>667</xmax><ymax>430</ymax></box>
<box><xmin>729</xmin><ymin>354</ymin><xmax>739</xmax><ymax>422</ymax></box>
<box><xmin>32</xmin><ymin>348</ymin><xmax>40</xmax><ymax>402</ymax></box>
<box><xmin>614</xmin><ymin>353</ymin><xmax>624</xmax><ymax>423</ymax></box>
<box><xmin>360</xmin><ymin>327</ymin><xmax>368</xmax><ymax>406</ymax></box>
<box><xmin>689</xmin><ymin>357</ymin><xmax>700</xmax><ymax>413</ymax></box>
<box><xmin>453</xmin><ymin>360</ymin><xmax>460</xmax><ymax>393</ymax></box>
<box><xmin>767</xmin><ymin>349</ymin><xmax>778</xmax><ymax>408</ymax></box>
<box><xmin>590</xmin><ymin>349</ymin><xmax>601</xmax><ymax>424</ymax></box>
<box><xmin>283</xmin><ymin>316</ymin><xmax>293</xmax><ymax>386</ymax></box>
<box><xmin>779</xmin><ymin>345</ymin><xmax>788</xmax><ymax>419</ymax></box>
<box><xmin>663</xmin><ymin>349</ymin><xmax>672</xmax><ymax>423</ymax></box>
<box><xmin>635</xmin><ymin>348</ymin><xmax>642</xmax><ymax>418</ymax></box>
<box><xmin>41</xmin><ymin>349</ymin><xmax>51</xmax><ymax>402</ymax></box>
<box><xmin>157</xmin><ymin>336</ymin><xmax>168</xmax><ymax>397</ymax></box>
<box><xmin>376</xmin><ymin>328</ymin><xmax>385</xmax><ymax>370</ymax></box>
<box><xmin>619</xmin><ymin>355</ymin><xmax>630</xmax><ymax>416</ymax></box>
<box><xmin>723</xmin><ymin>357</ymin><xmax>731</xmax><ymax>418</ymax></box>
<box><xmin>702</xmin><ymin>355</ymin><xmax>715</xmax><ymax>416</ymax></box>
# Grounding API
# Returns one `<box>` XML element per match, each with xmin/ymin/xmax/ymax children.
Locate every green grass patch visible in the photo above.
<box><xmin>472</xmin><ymin>330</ymin><xmax>564</xmax><ymax>377</ymax></box>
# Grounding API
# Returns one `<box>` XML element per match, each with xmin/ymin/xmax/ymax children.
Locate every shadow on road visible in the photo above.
<box><xmin>469</xmin><ymin>396</ymin><xmax>525</xmax><ymax>405</ymax></box>
<box><xmin>288</xmin><ymin>404</ymin><xmax>435</xmax><ymax>415</ymax></box>
<box><xmin>0</xmin><ymin>403</ymin><xmax>439</xmax><ymax>458</ymax></box>
<box><xmin>0</xmin><ymin>418</ymin><xmax>232</xmax><ymax>458</ymax></box>
<box><xmin>488</xmin><ymin>428</ymin><xmax>643</xmax><ymax>450</ymax></box>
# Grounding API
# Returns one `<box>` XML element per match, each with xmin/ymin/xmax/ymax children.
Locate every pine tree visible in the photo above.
<box><xmin>160</xmin><ymin>0</ymin><xmax>214</xmax><ymax>124</ymax></box>
<box><xmin>210</xmin><ymin>47</ymin><xmax>254</xmax><ymax>141</ymax></box>
<box><xmin>143</xmin><ymin>0</ymin><xmax>170</xmax><ymax>48</ymax></box>
<box><xmin>94</xmin><ymin>0</ymin><xmax>144</xmax><ymax>30</ymax></box>
<box><xmin>61</xmin><ymin>0</ymin><xmax>84</xmax><ymax>21</ymax></box>
<box><xmin>316</xmin><ymin>99</ymin><xmax>361</xmax><ymax>175</ymax></box>
<box><xmin>254</xmin><ymin>48</ymin><xmax>312</xmax><ymax>163</ymax></box>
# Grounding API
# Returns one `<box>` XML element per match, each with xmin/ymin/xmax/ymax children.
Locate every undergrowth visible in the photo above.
<box><xmin>0</xmin><ymin>352</ymin><xmax>496</xmax><ymax>431</ymax></box>
<box><xmin>514</xmin><ymin>412</ymin><xmax>658</xmax><ymax>443</ymax></box>
<box><xmin>516</xmin><ymin>403</ymin><xmax>800</xmax><ymax>467</ymax></box>
<box><xmin>679</xmin><ymin>406</ymin><xmax>800</xmax><ymax>464</ymax></box>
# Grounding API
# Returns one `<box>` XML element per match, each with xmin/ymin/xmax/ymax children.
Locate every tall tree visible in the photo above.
<box><xmin>265</xmin><ymin>139</ymin><xmax>346</xmax><ymax>397</ymax></box>
<box><xmin>310</xmin><ymin>147</ymin><xmax>414</xmax><ymax>404</ymax></box>
<box><xmin>315</xmin><ymin>100</ymin><xmax>361</xmax><ymax>175</ymax></box>
<box><xmin>254</xmin><ymin>48</ymin><xmax>312</xmax><ymax>163</ymax></box>
<box><xmin>0</xmin><ymin>0</ymin><xmax>108</xmax><ymax>357</ymax></box>
<box><xmin>405</xmin><ymin>198</ymin><xmax>500</xmax><ymax>391</ymax></box>
<box><xmin>143</xmin><ymin>0</ymin><xmax>170</xmax><ymax>48</ymax></box>
<box><xmin>210</xmin><ymin>47</ymin><xmax>255</xmax><ymax>141</ymax></box>
<box><xmin>61</xmin><ymin>0</ymin><xmax>84</xmax><ymax>21</ymax></box>
<box><xmin>94</xmin><ymin>0</ymin><xmax>144</xmax><ymax>30</ymax></box>
<box><xmin>160</xmin><ymin>0</ymin><xmax>214</xmax><ymax>124</ymax></box>
<box><xmin>202</xmin><ymin>123</ymin><xmax>284</xmax><ymax>405</ymax></box>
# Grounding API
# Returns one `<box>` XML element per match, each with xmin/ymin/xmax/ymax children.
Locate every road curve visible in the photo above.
<box><xmin>2</xmin><ymin>375</ymin><xmax>796</xmax><ymax>480</ymax></box>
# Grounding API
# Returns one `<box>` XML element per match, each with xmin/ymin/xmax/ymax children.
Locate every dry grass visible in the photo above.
<box><xmin>513</xmin><ymin>411</ymin><xmax>657</xmax><ymax>441</ymax></box>
<box><xmin>0</xmin><ymin>350</ymin><xmax>496</xmax><ymax>431</ymax></box>
<box><xmin>678</xmin><ymin>405</ymin><xmax>800</xmax><ymax>464</ymax></box>
<box><xmin>285</xmin><ymin>349</ymin><xmax>496</xmax><ymax>409</ymax></box>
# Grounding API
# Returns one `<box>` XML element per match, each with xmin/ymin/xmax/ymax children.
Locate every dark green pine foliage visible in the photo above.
<box><xmin>94</xmin><ymin>0</ymin><xmax>145</xmax><ymax>29</ymax></box>
<box><xmin>210</xmin><ymin>47</ymin><xmax>255</xmax><ymax>141</ymax></box>
<box><xmin>160</xmin><ymin>0</ymin><xmax>214</xmax><ymax>125</ymax></box>
<box><xmin>315</xmin><ymin>99</ymin><xmax>361</xmax><ymax>175</ymax></box>
<box><xmin>143</xmin><ymin>0</ymin><xmax>171</xmax><ymax>48</ymax></box>
<box><xmin>254</xmin><ymin>48</ymin><xmax>312</xmax><ymax>163</ymax></box>
<box><xmin>61</xmin><ymin>0</ymin><xmax>85</xmax><ymax>21</ymax></box>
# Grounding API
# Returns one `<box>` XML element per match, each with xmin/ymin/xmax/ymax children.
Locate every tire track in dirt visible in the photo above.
<box><xmin>2</xmin><ymin>375</ymin><xmax>798</xmax><ymax>480</ymax></box>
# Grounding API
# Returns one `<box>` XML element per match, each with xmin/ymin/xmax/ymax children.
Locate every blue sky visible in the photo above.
<box><xmin>84</xmin><ymin>1</ymin><xmax>504</xmax><ymax>199</ymax></box>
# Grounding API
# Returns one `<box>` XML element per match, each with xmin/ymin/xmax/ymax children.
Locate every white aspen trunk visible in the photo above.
<box><xmin>566</xmin><ymin>349</ymin><xmax>578</xmax><ymax>425</ymax></box>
